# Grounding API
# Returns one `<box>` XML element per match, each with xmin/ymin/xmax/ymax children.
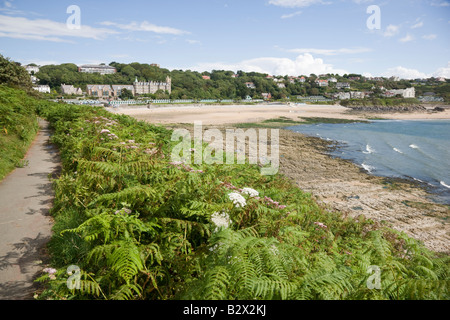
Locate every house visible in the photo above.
<box><xmin>61</xmin><ymin>84</ymin><xmax>83</xmax><ymax>95</ymax></box>
<box><xmin>299</xmin><ymin>77</ymin><xmax>306</xmax><ymax>83</ymax></box>
<box><xmin>261</xmin><ymin>93</ymin><xmax>272</xmax><ymax>100</ymax></box>
<box><xmin>265</xmin><ymin>75</ymin><xmax>273</xmax><ymax>79</ymax></box>
<box><xmin>419</xmin><ymin>93</ymin><xmax>444</xmax><ymax>102</ymax></box>
<box><xmin>33</xmin><ymin>85</ymin><xmax>50</xmax><ymax>94</ymax></box>
<box><xmin>333</xmin><ymin>92</ymin><xmax>351</xmax><ymax>100</ymax></box>
<box><xmin>245</xmin><ymin>82</ymin><xmax>256</xmax><ymax>89</ymax></box>
<box><xmin>277</xmin><ymin>83</ymin><xmax>286</xmax><ymax>89</ymax></box>
<box><xmin>382</xmin><ymin>91</ymin><xmax>396</xmax><ymax>98</ymax></box>
<box><xmin>25</xmin><ymin>65</ymin><xmax>40</xmax><ymax>74</ymax></box>
<box><xmin>336</xmin><ymin>82</ymin><xmax>351</xmax><ymax>89</ymax></box>
<box><xmin>386</xmin><ymin>87</ymin><xmax>415</xmax><ymax>98</ymax></box>
<box><xmin>350</xmin><ymin>91</ymin><xmax>366</xmax><ymax>99</ymax></box>
<box><xmin>288</xmin><ymin>77</ymin><xmax>298</xmax><ymax>84</ymax></box>
<box><xmin>150</xmin><ymin>64</ymin><xmax>160</xmax><ymax>68</ymax></box>
<box><xmin>328</xmin><ymin>77</ymin><xmax>337</xmax><ymax>83</ymax></box>
<box><xmin>348</xmin><ymin>76</ymin><xmax>361</xmax><ymax>81</ymax></box>
<box><xmin>202</xmin><ymin>75</ymin><xmax>211</xmax><ymax>80</ymax></box>
<box><xmin>315</xmin><ymin>79</ymin><xmax>328</xmax><ymax>87</ymax></box>
<box><xmin>86</xmin><ymin>84</ymin><xmax>113</xmax><ymax>97</ymax></box>
<box><xmin>231</xmin><ymin>74</ymin><xmax>239</xmax><ymax>78</ymax></box>
<box><xmin>78</xmin><ymin>65</ymin><xmax>116</xmax><ymax>75</ymax></box>
<box><xmin>436</xmin><ymin>77</ymin><xmax>446</xmax><ymax>82</ymax></box>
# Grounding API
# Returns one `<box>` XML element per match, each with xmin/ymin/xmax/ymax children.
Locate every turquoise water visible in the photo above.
<box><xmin>287</xmin><ymin>120</ymin><xmax>450</xmax><ymax>204</ymax></box>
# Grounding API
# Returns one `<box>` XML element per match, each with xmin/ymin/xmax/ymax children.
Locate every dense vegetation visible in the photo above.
<box><xmin>0</xmin><ymin>85</ymin><xmax>43</xmax><ymax>180</ymax></box>
<box><xmin>34</xmin><ymin>101</ymin><xmax>449</xmax><ymax>300</ymax></box>
<box><xmin>35</xmin><ymin>62</ymin><xmax>448</xmax><ymax>101</ymax></box>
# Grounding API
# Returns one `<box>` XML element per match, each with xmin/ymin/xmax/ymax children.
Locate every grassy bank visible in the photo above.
<box><xmin>34</xmin><ymin>103</ymin><xmax>449</xmax><ymax>300</ymax></box>
<box><xmin>0</xmin><ymin>85</ymin><xmax>42</xmax><ymax>180</ymax></box>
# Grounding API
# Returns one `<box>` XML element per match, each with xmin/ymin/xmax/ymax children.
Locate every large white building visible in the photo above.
<box><xmin>24</xmin><ymin>65</ymin><xmax>40</xmax><ymax>74</ymax></box>
<box><xmin>33</xmin><ymin>85</ymin><xmax>51</xmax><ymax>93</ymax></box>
<box><xmin>86</xmin><ymin>77</ymin><xmax>172</xmax><ymax>98</ymax></box>
<box><xmin>78</xmin><ymin>65</ymin><xmax>117</xmax><ymax>75</ymax></box>
<box><xmin>133</xmin><ymin>76</ymin><xmax>172</xmax><ymax>95</ymax></box>
<box><xmin>387</xmin><ymin>87</ymin><xmax>415</xmax><ymax>98</ymax></box>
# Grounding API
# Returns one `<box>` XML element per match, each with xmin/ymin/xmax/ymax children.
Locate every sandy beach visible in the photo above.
<box><xmin>106</xmin><ymin>103</ymin><xmax>450</xmax><ymax>125</ymax></box>
<box><xmin>110</xmin><ymin>103</ymin><xmax>450</xmax><ymax>253</ymax></box>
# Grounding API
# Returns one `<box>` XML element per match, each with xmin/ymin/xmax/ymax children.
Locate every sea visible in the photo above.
<box><xmin>287</xmin><ymin>119</ymin><xmax>450</xmax><ymax>204</ymax></box>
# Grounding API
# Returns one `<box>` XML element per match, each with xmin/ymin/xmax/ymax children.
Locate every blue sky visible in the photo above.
<box><xmin>0</xmin><ymin>0</ymin><xmax>449</xmax><ymax>78</ymax></box>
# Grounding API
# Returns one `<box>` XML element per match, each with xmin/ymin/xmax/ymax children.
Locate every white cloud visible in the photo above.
<box><xmin>411</xmin><ymin>21</ymin><xmax>423</xmax><ymax>29</ymax></box>
<box><xmin>19</xmin><ymin>59</ymin><xmax>61</xmax><ymax>66</ymax></box>
<box><xmin>383</xmin><ymin>63</ymin><xmax>450</xmax><ymax>79</ymax></box>
<box><xmin>431</xmin><ymin>0</ymin><xmax>450</xmax><ymax>7</ymax></box>
<box><xmin>287</xmin><ymin>47</ymin><xmax>372</xmax><ymax>55</ymax></box>
<box><xmin>281</xmin><ymin>10</ymin><xmax>302</xmax><ymax>19</ymax></box>
<box><xmin>268</xmin><ymin>0</ymin><xmax>329</xmax><ymax>8</ymax></box>
<box><xmin>399</xmin><ymin>34</ymin><xmax>414</xmax><ymax>43</ymax></box>
<box><xmin>432</xmin><ymin>62</ymin><xmax>450</xmax><ymax>78</ymax></box>
<box><xmin>186</xmin><ymin>39</ymin><xmax>201</xmax><ymax>45</ymax></box>
<box><xmin>383</xmin><ymin>24</ymin><xmax>400</xmax><ymax>37</ymax></box>
<box><xmin>383</xmin><ymin>66</ymin><xmax>428</xmax><ymax>79</ymax></box>
<box><xmin>188</xmin><ymin>53</ymin><xmax>348</xmax><ymax>76</ymax></box>
<box><xmin>422</xmin><ymin>34</ymin><xmax>437</xmax><ymax>40</ymax></box>
<box><xmin>100</xmin><ymin>21</ymin><xmax>190</xmax><ymax>35</ymax></box>
<box><xmin>0</xmin><ymin>0</ymin><xmax>25</xmax><ymax>15</ymax></box>
<box><xmin>0</xmin><ymin>14</ymin><xmax>118</xmax><ymax>42</ymax></box>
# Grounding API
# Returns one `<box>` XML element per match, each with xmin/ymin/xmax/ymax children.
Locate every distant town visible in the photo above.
<box><xmin>24</xmin><ymin>63</ymin><xmax>448</xmax><ymax>105</ymax></box>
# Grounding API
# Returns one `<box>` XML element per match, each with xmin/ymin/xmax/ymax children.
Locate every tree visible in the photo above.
<box><xmin>309</xmin><ymin>88</ymin><xmax>320</xmax><ymax>96</ymax></box>
<box><xmin>120</xmin><ymin>88</ymin><xmax>134</xmax><ymax>100</ymax></box>
<box><xmin>0</xmin><ymin>54</ymin><xmax>33</xmax><ymax>92</ymax></box>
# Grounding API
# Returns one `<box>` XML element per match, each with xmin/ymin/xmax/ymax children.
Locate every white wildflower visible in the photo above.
<box><xmin>240</xmin><ymin>187</ymin><xmax>259</xmax><ymax>198</ymax></box>
<box><xmin>314</xmin><ymin>222</ymin><xmax>327</xmax><ymax>229</ymax></box>
<box><xmin>228</xmin><ymin>192</ymin><xmax>246</xmax><ymax>208</ymax></box>
<box><xmin>211</xmin><ymin>211</ymin><xmax>232</xmax><ymax>231</ymax></box>
<box><xmin>270</xmin><ymin>244</ymin><xmax>279</xmax><ymax>256</ymax></box>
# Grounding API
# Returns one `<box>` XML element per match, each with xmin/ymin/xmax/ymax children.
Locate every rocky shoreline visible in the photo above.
<box><xmin>276</xmin><ymin>129</ymin><xmax>449</xmax><ymax>254</ymax></box>
<box><xmin>345</xmin><ymin>103</ymin><xmax>450</xmax><ymax>114</ymax></box>
<box><xmin>346</xmin><ymin>105</ymin><xmax>427</xmax><ymax>112</ymax></box>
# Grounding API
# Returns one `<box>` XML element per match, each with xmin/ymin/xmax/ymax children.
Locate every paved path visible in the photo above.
<box><xmin>0</xmin><ymin>120</ymin><xmax>59</xmax><ymax>300</ymax></box>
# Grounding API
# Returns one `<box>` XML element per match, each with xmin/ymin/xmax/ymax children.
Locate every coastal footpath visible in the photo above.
<box><xmin>0</xmin><ymin>120</ymin><xmax>59</xmax><ymax>299</ymax></box>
